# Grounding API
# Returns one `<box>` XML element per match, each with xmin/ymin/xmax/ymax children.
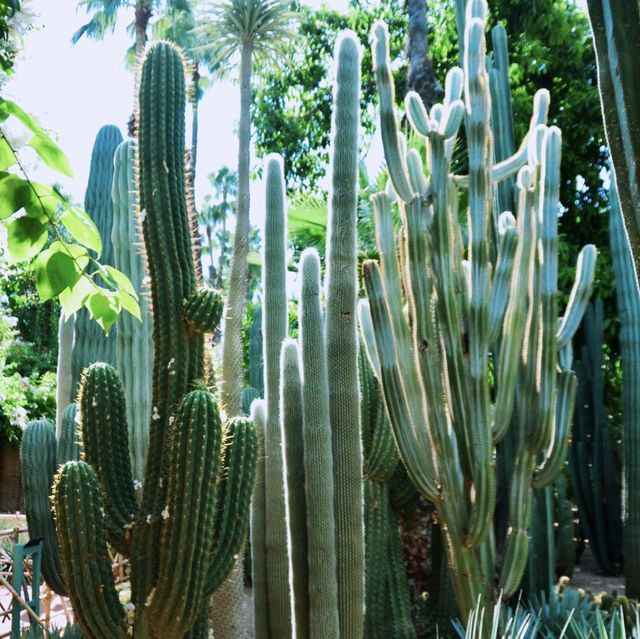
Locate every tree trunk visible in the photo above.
<box><xmin>407</xmin><ymin>0</ymin><xmax>442</xmax><ymax>109</ymax></box>
<box><xmin>130</xmin><ymin>1</ymin><xmax>151</xmax><ymax>136</ymax></box>
<box><xmin>190</xmin><ymin>64</ymin><xmax>200</xmax><ymax>200</ymax></box>
<box><xmin>211</xmin><ymin>40</ymin><xmax>254</xmax><ymax>639</ymax></box>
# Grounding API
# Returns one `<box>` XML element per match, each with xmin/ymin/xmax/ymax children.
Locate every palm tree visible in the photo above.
<box><xmin>195</xmin><ymin>0</ymin><xmax>297</xmax><ymax>418</ymax></box>
<box><xmin>194</xmin><ymin>3</ymin><xmax>296</xmax><ymax>636</ymax></box>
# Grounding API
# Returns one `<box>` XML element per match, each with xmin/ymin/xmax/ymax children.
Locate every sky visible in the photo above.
<box><xmin>4</xmin><ymin>0</ymin><xmax>589</xmax><ymax>229</ymax></box>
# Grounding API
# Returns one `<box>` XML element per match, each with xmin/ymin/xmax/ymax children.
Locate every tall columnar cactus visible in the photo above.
<box><xmin>111</xmin><ymin>138</ymin><xmax>154</xmax><ymax>484</ymax></box>
<box><xmin>569</xmin><ymin>299</ymin><xmax>622</xmax><ymax>576</ymax></box>
<box><xmin>609</xmin><ymin>183</ymin><xmax>640</xmax><ymax>596</ymax></box>
<box><xmin>261</xmin><ymin>155</ymin><xmax>292</xmax><ymax>637</ymax></box>
<box><xmin>51</xmin><ymin>42</ymin><xmax>257</xmax><ymax>639</ymax></box>
<box><xmin>324</xmin><ymin>32</ymin><xmax>365</xmax><ymax>639</ymax></box>
<box><xmin>248</xmin><ymin>306</ymin><xmax>264</xmax><ymax>397</ymax></box>
<box><xmin>362</xmin><ymin>2</ymin><xmax>596</xmax><ymax>621</ymax></box>
<box><xmin>21</xmin><ymin>417</ymin><xmax>79</xmax><ymax>596</ymax></box>
<box><xmin>55</xmin><ymin>313</ymin><xmax>74</xmax><ymax>435</ymax></box>
<box><xmin>70</xmin><ymin>124</ymin><xmax>122</xmax><ymax>398</ymax></box>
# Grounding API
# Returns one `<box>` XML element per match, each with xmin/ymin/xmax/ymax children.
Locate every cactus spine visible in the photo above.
<box><xmin>70</xmin><ymin>124</ymin><xmax>122</xmax><ymax>397</ymax></box>
<box><xmin>324</xmin><ymin>32</ymin><xmax>364</xmax><ymax>638</ymax></box>
<box><xmin>609</xmin><ymin>182</ymin><xmax>640</xmax><ymax>596</ymax></box>
<box><xmin>262</xmin><ymin>155</ymin><xmax>292</xmax><ymax>637</ymax></box>
<box><xmin>363</xmin><ymin>2</ymin><xmax>596</xmax><ymax>621</ymax></box>
<box><xmin>51</xmin><ymin>42</ymin><xmax>257</xmax><ymax>639</ymax></box>
<box><xmin>111</xmin><ymin>138</ymin><xmax>153</xmax><ymax>484</ymax></box>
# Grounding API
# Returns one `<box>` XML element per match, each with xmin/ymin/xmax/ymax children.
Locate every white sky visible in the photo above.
<box><xmin>5</xmin><ymin>0</ymin><xmax>588</xmax><ymax>226</ymax></box>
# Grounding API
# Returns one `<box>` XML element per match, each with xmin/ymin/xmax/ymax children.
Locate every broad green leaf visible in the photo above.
<box><xmin>0</xmin><ymin>137</ymin><xmax>15</xmax><ymax>170</ymax></box>
<box><xmin>0</xmin><ymin>99</ymin><xmax>44</xmax><ymax>135</ymax></box>
<box><xmin>7</xmin><ymin>216</ymin><xmax>48</xmax><ymax>261</ymax></box>
<box><xmin>59</xmin><ymin>205</ymin><xmax>101</xmax><ymax>254</ymax></box>
<box><xmin>34</xmin><ymin>248</ymin><xmax>79</xmax><ymax>301</ymax></box>
<box><xmin>103</xmin><ymin>265</ymin><xmax>137</xmax><ymax>298</ymax></box>
<box><xmin>59</xmin><ymin>276</ymin><xmax>94</xmax><ymax>317</ymax></box>
<box><xmin>0</xmin><ymin>172</ymin><xmax>35</xmax><ymax>218</ymax></box>
<box><xmin>25</xmin><ymin>183</ymin><xmax>61</xmax><ymax>219</ymax></box>
<box><xmin>28</xmin><ymin>133</ymin><xmax>73</xmax><ymax>177</ymax></box>
<box><xmin>47</xmin><ymin>240</ymin><xmax>91</xmax><ymax>274</ymax></box>
<box><xmin>87</xmin><ymin>291</ymin><xmax>120</xmax><ymax>333</ymax></box>
<box><xmin>119</xmin><ymin>290</ymin><xmax>141</xmax><ymax>321</ymax></box>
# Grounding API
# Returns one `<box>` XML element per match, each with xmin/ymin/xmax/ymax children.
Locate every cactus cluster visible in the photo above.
<box><xmin>361</xmin><ymin>0</ymin><xmax>596</xmax><ymax>619</ymax></box>
<box><xmin>42</xmin><ymin>42</ymin><xmax>257</xmax><ymax>639</ymax></box>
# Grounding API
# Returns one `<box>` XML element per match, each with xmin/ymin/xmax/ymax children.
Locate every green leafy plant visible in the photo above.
<box><xmin>0</xmin><ymin>98</ymin><xmax>139</xmax><ymax>331</ymax></box>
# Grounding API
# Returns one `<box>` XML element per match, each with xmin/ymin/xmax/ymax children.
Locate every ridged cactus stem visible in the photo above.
<box><xmin>70</xmin><ymin>124</ymin><xmax>122</xmax><ymax>398</ymax></box>
<box><xmin>300</xmin><ymin>249</ymin><xmax>340</xmax><ymax>639</ymax></box>
<box><xmin>133</xmin><ymin>41</ymin><xmax>204</xmax><ymax>604</ymax></box>
<box><xmin>55</xmin><ymin>314</ymin><xmax>74</xmax><ymax>436</ymax></box>
<box><xmin>609</xmin><ymin>182</ymin><xmax>640</xmax><ymax>596</ymax></box>
<box><xmin>112</xmin><ymin>138</ymin><xmax>153</xmax><ymax>485</ymax></box>
<box><xmin>250</xmin><ymin>400</ymin><xmax>270</xmax><ymax>639</ymax></box>
<box><xmin>324</xmin><ymin>32</ymin><xmax>364</xmax><ymax>638</ymax></box>
<box><xmin>280</xmin><ymin>339</ymin><xmax>309</xmax><ymax>638</ymax></box>
<box><xmin>262</xmin><ymin>154</ymin><xmax>292</xmax><ymax>637</ymax></box>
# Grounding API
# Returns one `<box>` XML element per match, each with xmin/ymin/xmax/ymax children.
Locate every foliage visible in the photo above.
<box><xmin>254</xmin><ymin>0</ymin><xmax>408</xmax><ymax>191</ymax></box>
<box><xmin>0</xmin><ymin>0</ymin><xmax>28</xmax><ymax>77</ymax></box>
<box><xmin>0</xmin><ymin>98</ymin><xmax>139</xmax><ymax>331</ymax></box>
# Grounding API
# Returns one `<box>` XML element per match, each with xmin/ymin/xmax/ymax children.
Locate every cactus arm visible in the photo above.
<box><xmin>205</xmin><ymin>416</ymin><xmax>258</xmax><ymax>595</ymax></box>
<box><xmin>79</xmin><ymin>363</ymin><xmax>137</xmax><ymax>556</ymax></box>
<box><xmin>463</xmin><ymin>15</ymin><xmax>495</xmax><ymax>547</ymax></box>
<box><xmin>324</xmin><ymin>32</ymin><xmax>365</xmax><ymax>639</ymax></box>
<box><xmin>556</xmin><ymin>244</ymin><xmax>598</xmax><ymax>349</ymax></box>
<box><xmin>112</xmin><ymin>138</ymin><xmax>153</xmax><ymax>485</ymax></box>
<box><xmin>134</xmin><ymin>41</ymin><xmax>204</xmax><ymax>605</ymax></box>
<box><xmin>21</xmin><ymin>420</ymin><xmax>67</xmax><ymax>596</ymax></box>
<box><xmin>52</xmin><ymin>462</ymin><xmax>128</xmax><ymax>639</ymax></box>
<box><xmin>357</xmin><ymin>299</ymin><xmax>381</xmax><ymax>381</ymax></box>
<box><xmin>250</xmin><ymin>400</ymin><xmax>270</xmax><ymax>639</ymax></box>
<box><xmin>533</xmin><ymin>370</ymin><xmax>577</xmax><ymax>489</ymax></box>
<box><xmin>371</xmin><ymin>21</ymin><xmax>414</xmax><ymax>203</ymax></box>
<box><xmin>262</xmin><ymin>154</ymin><xmax>292</xmax><ymax>638</ymax></box>
<box><xmin>280</xmin><ymin>339</ymin><xmax>310</xmax><ymax>638</ymax></box>
<box><xmin>299</xmin><ymin>249</ymin><xmax>340</xmax><ymax>638</ymax></box>
<box><xmin>55</xmin><ymin>314</ymin><xmax>74</xmax><ymax>435</ymax></box>
<box><xmin>148</xmin><ymin>391</ymin><xmax>222</xmax><ymax>639</ymax></box>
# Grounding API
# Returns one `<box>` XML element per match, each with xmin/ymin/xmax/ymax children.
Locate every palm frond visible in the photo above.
<box><xmin>71</xmin><ymin>0</ymin><xmax>127</xmax><ymax>43</ymax></box>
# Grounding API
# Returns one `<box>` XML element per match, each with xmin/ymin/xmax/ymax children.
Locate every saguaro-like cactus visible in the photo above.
<box><xmin>52</xmin><ymin>42</ymin><xmax>257</xmax><ymax>639</ymax></box>
<box><xmin>609</xmin><ymin>183</ymin><xmax>640</xmax><ymax>596</ymax></box>
<box><xmin>70</xmin><ymin>124</ymin><xmax>122</xmax><ymax>398</ymax></box>
<box><xmin>362</xmin><ymin>1</ymin><xmax>596</xmax><ymax>621</ymax></box>
<box><xmin>111</xmin><ymin>138</ymin><xmax>153</xmax><ymax>484</ymax></box>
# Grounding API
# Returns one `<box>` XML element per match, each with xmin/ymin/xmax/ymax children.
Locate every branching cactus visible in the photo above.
<box><xmin>111</xmin><ymin>138</ymin><xmax>153</xmax><ymax>485</ymax></box>
<box><xmin>361</xmin><ymin>0</ymin><xmax>597</xmax><ymax>622</ymax></box>
<box><xmin>70</xmin><ymin>124</ymin><xmax>122</xmax><ymax>398</ymax></box>
<box><xmin>51</xmin><ymin>42</ymin><xmax>257</xmax><ymax>639</ymax></box>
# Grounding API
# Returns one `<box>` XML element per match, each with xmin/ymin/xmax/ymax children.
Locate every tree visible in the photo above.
<box><xmin>254</xmin><ymin>0</ymin><xmax>409</xmax><ymax>191</ymax></box>
<box><xmin>194</xmin><ymin>1</ymin><xmax>297</xmax><ymax>635</ymax></box>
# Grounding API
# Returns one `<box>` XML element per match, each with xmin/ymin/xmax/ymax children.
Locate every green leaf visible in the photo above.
<box><xmin>0</xmin><ymin>137</ymin><xmax>15</xmax><ymax>170</ymax></box>
<box><xmin>0</xmin><ymin>99</ymin><xmax>44</xmax><ymax>135</ymax></box>
<box><xmin>48</xmin><ymin>239</ymin><xmax>90</xmax><ymax>272</ymax></box>
<box><xmin>247</xmin><ymin>250</ymin><xmax>262</xmax><ymax>267</ymax></box>
<box><xmin>87</xmin><ymin>291</ymin><xmax>120</xmax><ymax>333</ymax></box>
<box><xmin>103</xmin><ymin>265</ymin><xmax>137</xmax><ymax>298</ymax></box>
<box><xmin>119</xmin><ymin>290</ymin><xmax>141</xmax><ymax>321</ymax></box>
<box><xmin>28</xmin><ymin>133</ymin><xmax>73</xmax><ymax>177</ymax></box>
<box><xmin>59</xmin><ymin>276</ymin><xmax>94</xmax><ymax>317</ymax></box>
<box><xmin>0</xmin><ymin>172</ymin><xmax>35</xmax><ymax>218</ymax></box>
<box><xmin>34</xmin><ymin>248</ymin><xmax>79</xmax><ymax>301</ymax></box>
<box><xmin>6</xmin><ymin>216</ymin><xmax>48</xmax><ymax>261</ymax></box>
<box><xmin>24</xmin><ymin>183</ymin><xmax>61</xmax><ymax>219</ymax></box>
<box><xmin>59</xmin><ymin>205</ymin><xmax>102</xmax><ymax>254</ymax></box>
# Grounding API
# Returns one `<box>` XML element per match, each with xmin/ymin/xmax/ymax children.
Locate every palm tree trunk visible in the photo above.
<box><xmin>131</xmin><ymin>1</ymin><xmax>151</xmax><ymax>136</ymax></box>
<box><xmin>407</xmin><ymin>0</ymin><xmax>442</xmax><ymax>109</ymax></box>
<box><xmin>210</xmin><ymin>40</ymin><xmax>254</xmax><ymax>639</ymax></box>
<box><xmin>190</xmin><ymin>65</ymin><xmax>200</xmax><ymax>200</ymax></box>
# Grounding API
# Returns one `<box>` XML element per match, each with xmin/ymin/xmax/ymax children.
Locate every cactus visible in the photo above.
<box><xmin>55</xmin><ymin>313</ymin><xmax>74</xmax><ymax>435</ymax></box>
<box><xmin>70</xmin><ymin>124</ymin><xmax>122</xmax><ymax>399</ymax></box>
<box><xmin>51</xmin><ymin>42</ymin><xmax>257</xmax><ymax>639</ymax></box>
<box><xmin>324</xmin><ymin>33</ymin><xmax>364</xmax><ymax>639</ymax></box>
<box><xmin>609</xmin><ymin>182</ymin><xmax>640</xmax><ymax>596</ymax></box>
<box><xmin>111</xmin><ymin>138</ymin><xmax>154</xmax><ymax>485</ymax></box>
<box><xmin>262</xmin><ymin>155</ymin><xmax>292</xmax><ymax>637</ymax></box>
<box><xmin>569</xmin><ymin>299</ymin><xmax>622</xmax><ymax>576</ymax></box>
<box><xmin>248</xmin><ymin>306</ymin><xmax>264</xmax><ymax>396</ymax></box>
<box><xmin>362</xmin><ymin>2</ymin><xmax>596</xmax><ymax>621</ymax></box>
